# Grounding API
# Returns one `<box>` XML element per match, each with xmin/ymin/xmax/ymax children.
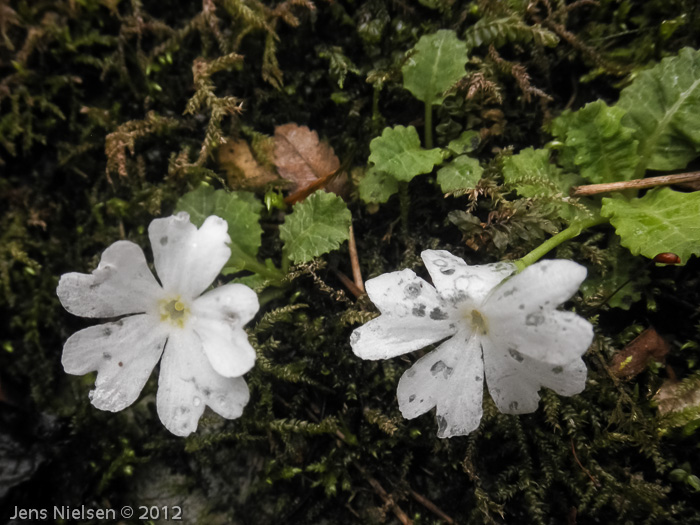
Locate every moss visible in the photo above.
<box><xmin>1</xmin><ymin>0</ymin><xmax>700</xmax><ymax>523</ymax></box>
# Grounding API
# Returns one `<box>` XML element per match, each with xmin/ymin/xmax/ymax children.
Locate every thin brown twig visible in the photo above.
<box><xmin>284</xmin><ymin>167</ymin><xmax>340</xmax><ymax>205</ymax></box>
<box><xmin>409</xmin><ymin>489</ymin><xmax>455</xmax><ymax>524</ymax></box>
<box><xmin>332</xmin><ymin>268</ymin><xmax>364</xmax><ymax>299</ymax></box>
<box><xmin>570</xmin><ymin>438</ymin><xmax>598</xmax><ymax>485</ymax></box>
<box><xmin>570</xmin><ymin>171</ymin><xmax>700</xmax><ymax>197</ymax></box>
<box><xmin>348</xmin><ymin>224</ymin><xmax>365</xmax><ymax>293</ymax></box>
<box><xmin>355</xmin><ymin>464</ymin><xmax>413</xmax><ymax>525</ymax></box>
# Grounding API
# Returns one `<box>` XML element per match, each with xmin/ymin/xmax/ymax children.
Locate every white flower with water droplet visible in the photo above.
<box><xmin>57</xmin><ymin>212</ymin><xmax>259</xmax><ymax>437</ymax></box>
<box><xmin>350</xmin><ymin>250</ymin><xmax>593</xmax><ymax>438</ymax></box>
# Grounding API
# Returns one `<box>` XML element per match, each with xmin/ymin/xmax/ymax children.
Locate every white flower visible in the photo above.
<box><xmin>350</xmin><ymin>250</ymin><xmax>593</xmax><ymax>438</ymax></box>
<box><xmin>57</xmin><ymin>212</ymin><xmax>259</xmax><ymax>437</ymax></box>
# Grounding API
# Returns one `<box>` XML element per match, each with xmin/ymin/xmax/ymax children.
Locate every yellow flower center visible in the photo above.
<box><xmin>159</xmin><ymin>296</ymin><xmax>189</xmax><ymax>328</ymax></box>
<box><xmin>468</xmin><ymin>309</ymin><xmax>488</xmax><ymax>336</ymax></box>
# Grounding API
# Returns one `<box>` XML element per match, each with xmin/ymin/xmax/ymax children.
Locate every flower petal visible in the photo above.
<box><xmin>483</xmin><ymin>336</ymin><xmax>587</xmax><ymax>414</ymax></box>
<box><xmin>62</xmin><ymin>314</ymin><xmax>166</xmax><ymax>411</ymax></box>
<box><xmin>157</xmin><ymin>329</ymin><xmax>249</xmax><ymax>436</ymax></box>
<box><xmin>192</xmin><ymin>283</ymin><xmax>260</xmax><ymax>328</ymax></box>
<box><xmin>421</xmin><ymin>250</ymin><xmax>515</xmax><ymax>304</ymax></box>
<box><xmin>484</xmin><ymin>259</ymin><xmax>587</xmax><ymax>314</ymax></box>
<box><xmin>192</xmin><ymin>318</ymin><xmax>256</xmax><ymax>377</ymax></box>
<box><xmin>149</xmin><ymin>213</ymin><xmax>231</xmax><ymax>299</ymax></box>
<box><xmin>57</xmin><ymin>241</ymin><xmax>163</xmax><ymax>318</ymax></box>
<box><xmin>351</xmin><ymin>268</ymin><xmax>457</xmax><ymax>359</ymax></box>
<box><xmin>366</xmin><ymin>268</ymin><xmax>451</xmax><ymax>319</ymax></box>
<box><xmin>397</xmin><ymin>332</ymin><xmax>484</xmax><ymax>438</ymax></box>
<box><xmin>486</xmin><ymin>310</ymin><xmax>593</xmax><ymax>366</ymax></box>
<box><xmin>351</xmin><ymin>316</ymin><xmax>455</xmax><ymax>360</ymax></box>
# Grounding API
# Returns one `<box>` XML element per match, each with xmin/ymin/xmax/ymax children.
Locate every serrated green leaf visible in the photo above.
<box><xmin>368</xmin><ymin>125</ymin><xmax>443</xmax><ymax>182</ymax></box>
<box><xmin>618</xmin><ymin>47</ymin><xmax>700</xmax><ymax>174</ymax></box>
<box><xmin>402</xmin><ymin>30</ymin><xmax>467</xmax><ymax>106</ymax></box>
<box><xmin>601</xmin><ymin>188</ymin><xmax>700</xmax><ymax>264</ymax></box>
<box><xmin>280</xmin><ymin>190</ymin><xmax>352</xmax><ymax>263</ymax></box>
<box><xmin>176</xmin><ymin>183</ymin><xmax>215</xmax><ymax>227</ymax></box>
<box><xmin>552</xmin><ymin>101</ymin><xmax>639</xmax><ymax>184</ymax></box>
<box><xmin>212</xmin><ymin>190</ymin><xmax>263</xmax><ymax>258</ymax></box>
<box><xmin>175</xmin><ymin>184</ymin><xmax>264</xmax><ymax>273</ymax></box>
<box><xmin>437</xmin><ymin>155</ymin><xmax>483</xmax><ymax>193</ymax></box>
<box><xmin>359</xmin><ymin>167</ymin><xmax>399</xmax><ymax>204</ymax></box>
<box><xmin>447</xmin><ymin>130</ymin><xmax>480</xmax><ymax>156</ymax></box>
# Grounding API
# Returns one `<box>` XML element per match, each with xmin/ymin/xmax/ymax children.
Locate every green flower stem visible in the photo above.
<box><xmin>424</xmin><ymin>102</ymin><xmax>433</xmax><ymax>149</ymax></box>
<box><xmin>514</xmin><ymin>216</ymin><xmax>608</xmax><ymax>271</ymax></box>
<box><xmin>258</xmin><ymin>285</ymin><xmax>290</xmax><ymax>308</ymax></box>
<box><xmin>230</xmin><ymin>246</ymin><xmax>285</xmax><ymax>285</ymax></box>
<box><xmin>398</xmin><ymin>181</ymin><xmax>410</xmax><ymax>234</ymax></box>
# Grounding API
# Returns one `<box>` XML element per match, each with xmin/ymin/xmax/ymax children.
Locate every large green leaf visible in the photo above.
<box><xmin>437</xmin><ymin>155</ymin><xmax>483</xmax><ymax>193</ymax></box>
<box><xmin>368</xmin><ymin>125</ymin><xmax>443</xmax><ymax>182</ymax></box>
<box><xmin>617</xmin><ymin>47</ymin><xmax>700</xmax><ymax>174</ymax></box>
<box><xmin>402</xmin><ymin>30</ymin><xmax>468</xmax><ymax>106</ymax></box>
<box><xmin>280</xmin><ymin>190</ymin><xmax>352</xmax><ymax>264</ymax></box>
<box><xmin>358</xmin><ymin>167</ymin><xmax>399</xmax><ymax>204</ymax></box>
<box><xmin>175</xmin><ymin>184</ymin><xmax>263</xmax><ymax>272</ymax></box>
<box><xmin>552</xmin><ymin>101</ymin><xmax>639</xmax><ymax>184</ymax></box>
<box><xmin>601</xmin><ymin>187</ymin><xmax>700</xmax><ymax>263</ymax></box>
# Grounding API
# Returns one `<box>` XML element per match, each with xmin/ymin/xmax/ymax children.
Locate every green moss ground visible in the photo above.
<box><xmin>1</xmin><ymin>0</ymin><xmax>700</xmax><ymax>523</ymax></box>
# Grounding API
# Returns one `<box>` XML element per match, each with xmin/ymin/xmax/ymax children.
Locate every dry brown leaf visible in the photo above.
<box><xmin>610</xmin><ymin>327</ymin><xmax>670</xmax><ymax>379</ymax></box>
<box><xmin>654</xmin><ymin>379</ymin><xmax>700</xmax><ymax>415</ymax></box>
<box><xmin>218</xmin><ymin>139</ymin><xmax>280</xmax><ymax>190</ymax></box>
<box><xmin>273</xmin><ymin>123</ymin><xmax>348</xmax><ymax>198</ymax></box>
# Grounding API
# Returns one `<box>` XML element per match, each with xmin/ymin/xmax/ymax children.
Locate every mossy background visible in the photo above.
<box><xmin>2</xmin><ymin>0</ymin><xmax>700</xmax><ymax>523</ymax></box>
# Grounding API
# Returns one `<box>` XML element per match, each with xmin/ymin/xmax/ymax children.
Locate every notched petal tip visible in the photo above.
<box><xmin>364</xmin><ymin>268</ymin><xmax>419</xmax><ymax>304</ymax></box>
<box><xmin>56</xmin><ymin>241</ymin><xmax>162</xmax><ymax>318</ymax></box>
<box><xmin>149</xmin><ymin>213</ymin><xmax>232</xmax><ymax>298</ymax></box>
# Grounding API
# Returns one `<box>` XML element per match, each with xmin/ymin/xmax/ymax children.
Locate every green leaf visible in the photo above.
<box><xmin>359</xmin><ymin>167</ymin><xmax>399</xmax><ymax>204</ymax></box>
<box><xmin>175</xmin><ymin>184</ymin><xmax>263</xmax><ymax>273</ymax></box>
<box><xmin>601</xmin><ymin>188</ymin><xmax>700</xmax><ymax>264</ymax></box>
<box><xmin>280</xmin><ymin>190</ymin><xmax>352</xmax><ymax>264</ymax></box>
<box><xmin>688</xmin><ymin>474</ymin><xmax>700</xmax><ymax>492</ymax></box>
<box><xmin>446</xmin><ymin>130</ymin><xmax>480</xmax><ymax>156</ymax></box>
<box><xmin>402</xmin><ymin>30</ymin><xmax>468</xmax><ymax>106</ymax></box>
<box><xmin>368</xmin><ymin>125</ymin><xmax>443</xmax><ymax>182</ymax></box>
<box><xmin>502</xmin><ymin>147</ymin><xmax>581</xmax><ymax>221</ymax></box>
<box><xmin>617</xmin><ymin>47</ymin><xmax>700</xmax><ymax>174</ymax></box>
<box><xmin>437</xmin><ymin>155</ymin><xmax>483</xmax><ymax>193</ymax></box>
<box><xmin>552</xmin><ymin>101</ymin><xmax>639</xmax><ymax>184</ymax></box>
<box><xmin>175</xmin><ymin>183</ymin><xmax>215</xmax><ymax>227</ymax></box>
<box><xmin>212</xmin><ymin>190</ymin><xmax>263</xmax><ymax>259</ymax></box>
<box><xmin>670</xmin><ymin>469</ymin><xmax>689</xmax><ymax>483</ymax></box>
